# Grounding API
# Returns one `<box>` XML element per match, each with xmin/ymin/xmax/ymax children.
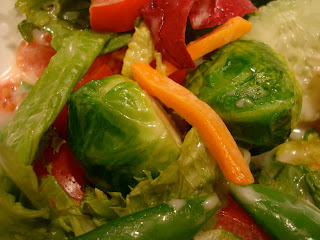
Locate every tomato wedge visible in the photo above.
<box><xmin>215</xmin><ymin>196</ymin><xmax>272</xmax><ymax>240</ymax></box>
<box><xmin>16</xmin><ymin>34</ymin><xmax>56</xmax><ymax>80</ymax></box>
<box><xmin>90</xmin><ymin>0</ymin><xmax>151</xmax><ymax>32</ymax></box>
<box><xmin>0</xmin><ymin>82</ymin><xmax>20</xmax><ymax>112</ymax></box>
<box><xmin>74</xmin><ymin>54</ymin><xmax>114</xmax><ymax>91</ymax></box>
<box><xmin>34</xmin><ymin>140</ymin><xmax>86</xmax><ymax>203</ymax></box>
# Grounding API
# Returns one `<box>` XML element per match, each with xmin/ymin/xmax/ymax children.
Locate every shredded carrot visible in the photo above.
<box><xmin>163</xmin><ymin>16</ymin><xmax>252</xmax><ymax>76</ymax></box>
<box><xmin>131</xmin><ymin>61</ymin><xmax>254</xmax><ymax>185</ymax></box>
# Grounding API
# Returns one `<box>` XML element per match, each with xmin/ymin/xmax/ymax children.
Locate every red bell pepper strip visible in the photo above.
<box><xmin>33</xmin><ymin>141</ymin><xmax>86</xmax><ymax>203</ymax></box>
<box><xmin>90</xmin><ymin>0</ymin><xmax>151</xmax><ymax>33</ymax></box>
<box><xmin>215</xmin><ymin>196</ymin><xmax>272</xmax><ymax>240</ymax></box>
<box><xmin>189</xmin><ymin>0</ymin><xmax>257</xmax><ymax>29</ymax></box>
<box><xmin>141</xmin><ymin>0</ymin><xmax>196</xmax><ymax>69</ymax></box>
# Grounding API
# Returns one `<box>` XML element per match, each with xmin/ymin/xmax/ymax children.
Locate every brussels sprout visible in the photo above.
<box><xmin>185</xmin><ymin>40</ymin><xmax>302</xmax><ymax>155</ymax></box>
<box><xmin>68</xmin><ymin>75</ymin><xmax>181</xmax><ymax>193</ymax></box>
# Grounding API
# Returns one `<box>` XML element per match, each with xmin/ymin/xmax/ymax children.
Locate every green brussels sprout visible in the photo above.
<box><xmin>68</xmin><ymin>75</ymin><xmax>181</xmax><ymax>193</ymax></box>
<box><xmin>185</xmin><ymin>40</ymin><xmax>302</xmax><ymax>155</ymax></box>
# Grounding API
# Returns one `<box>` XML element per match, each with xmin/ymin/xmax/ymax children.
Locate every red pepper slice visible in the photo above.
<box><xmin>215</xmin><ymin>196</ymin><xmax>272</xmax><ymax>240</ymax></box>
<box><xmin>90</xmin><ymin>0</ymin><xmax>150</xmax><ymax>32</ymax></box>
<box><xmin>189</xmin><ymin>0</ymin><xmax>257</xmax><ymax>29</ymax></box>
<box><xmin>141</xmin><ymin>0</ymin><xmax>196</xmax><ymax>69</ymax></box>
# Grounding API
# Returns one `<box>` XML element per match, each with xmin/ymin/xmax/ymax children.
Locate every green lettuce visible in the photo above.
<box><xmin>16</xmin><ymin>0</ymin><xmax>131</xmax><ymax>52</ymax></box>
<box><xmin>0</xmin><ymin>30</ymin><xmax>110</xmax><ymax>165</ymax></box>
<box><xmin>194</xmin><ymin>229</ymin><xmax>242</xmax><ymax>240</ymax></box>
<box><xmin>0</xmin><ymin>143</ymin><xmax>106</xmax><ymax>239</ymax></box>
<box><xmin>79</xmin><ymin>128</ymin><xmax>223</xmax><ymax>220</ymax></box>
<box><xmin>123</xmin><ymin>128</ymin><xmax>221</xmax><ymax>215</ymax></box>
<box><xmin>121</xmin><ymin>21</ymin><xmax>164</xmax><ymax>78</ymax></box>
<box><xmin>0</xmin><ymin>143</ymin><xmax>53</xmax><ymax>239</ymax></box>
<box><xmin>16</xmin><ymin>0</ymin><xmax>91</xmax><ymax>32</ymax></box>
<box><xmin>252</xmin><ymin>136</ymin><xmax>320</xmax><ymax>208</ymax></box>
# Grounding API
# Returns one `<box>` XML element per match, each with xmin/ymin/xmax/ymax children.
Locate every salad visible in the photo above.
<box><xmin>0</xmin><ymin>0</ymin><xmax>320</xmax><ymax>239</ymax></box>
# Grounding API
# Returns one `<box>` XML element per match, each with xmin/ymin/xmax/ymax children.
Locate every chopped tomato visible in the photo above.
<box><xmin>16</xmin><ymin>33</ymin><xmax>56</xmax><ymax>80</ymax></box>
<box><xmin>215</xmin><ymin>196</ymin><xmax>272</xmax><ymax>240</ymax></box>
<box><xmin>90</xmin><ymin>0</ymin><xmax>150</xmax><ymax>32</ymax></box>
<box><xmin>0</xmin><ymin>82</ymin><xmax>19</xmax><ymax>112</ymax></box>
<box><xmin>0</xmin><ymin>32</ymin><xmax>54</xmax><ymax>114</ymax></box>
<box><xmin>34</xmin><ymin>140</ymin><xmax>86</xmax><ymax>203</ymax></box>
<box><xmin>52</xmin><ymin>104</ymin><xmax>68</xmax><ymax>139</ymax></box>
<box><xmin>74</xmin><ymin>54</ymin><xmax>114</xmax><ymax>90</ymax></box>
<box><xmin>105</xmin><ymin>47</ymin><xmax>127</xmax><ymax>74</ymax></box>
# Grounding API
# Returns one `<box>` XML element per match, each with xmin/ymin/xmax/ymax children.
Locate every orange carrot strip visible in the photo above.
<box><xmin>132</xmin><ymin>61</ymin><xmax>254</xmax><ymax>185</ymax></box>
<box><xmin>164</xmin><ymin>16</ymin><xmax>252</xmax><ymax>76</ymax></box>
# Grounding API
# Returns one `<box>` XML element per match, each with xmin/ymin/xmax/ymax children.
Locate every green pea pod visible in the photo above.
<box><xmin>230</xmin><ymin>183</ymin><xmax>320</xmax><ymax>240</ymax></box>
<box><xmin>73</xmin><ymin>194</ymin><xmax>221</xmax><ymax>240</ymax></box>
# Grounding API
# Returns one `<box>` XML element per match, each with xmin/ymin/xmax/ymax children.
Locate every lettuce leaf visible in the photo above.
<box><xmin>74</xmin><ymin>128</ymin><xmax>223</xmax><ymax>226</ymax></box>
<box><xmin>0</xmin><ymin>143</ymin><xmax>102</xmax><ymax>239</ymax></box>
<box><xmin>16</xmin><ymin>0</ymin><xmax>91</xmax><ymax>31</ymax></box>
<box><xmin>16</xmin><ymin>0</ymin><xmax>131</xmax><ymax>53</ymax></box>
<box><xmin>121</xmin><ymin>21</ymin><xmax>164</xmax><ymax>78</ymax></box>
<box><xmin>0</xmin><ymin>30</ymin><xmax>111</xmax><ymax>165</ymax></box>
<box><xmin>0</xmin><ymin>143</ymin><xmax>51</xmax><ymax>239</ymax></box>
<box><xmin>122</xmin><ymin>127</ymin><xmax>221</xmax><ymax>216</ymax></box>
<box><xmin>252</xmin><ymin>136</ymin><xmax>320</xmax><ymax>208</ymax></box>
<box><xmin>276</xmin><ymin>134</ymin><xmax>320</xmax><ymax>172</ymax></box>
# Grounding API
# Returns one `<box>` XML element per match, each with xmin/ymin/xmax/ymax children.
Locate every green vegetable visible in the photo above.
<box><xmin>230</xmin><ymin>183</ymin><xmax>320</xmax><ymax>240</ymax></box>
<box><xmin>68</xmin><ymin>75</ymin><xmax>181</xmax><ymax>193</ymax></box>
<box><xmin>77</xmin><ymin>128</ymin><xmax>221</xmax><ymax>225</ymax></box>
<box><xmin>194</xmin><ymin>229</ymin><xmax>242</xmax><ymax>240</ymax></box>
<box><xmin>122</xmin><ymin>127</ymin><xmax>220</xmax><ymax>215</ymax></box>
<box><xmin>0</xmin><ymin>30</ymin><xmax>111</xmax><ymax>165</ymax></box>
<box><xmin>121</xmin><ymin>21</ymin><xmax>155</xmax><ymax>78</ymax></box>
<box><xmin>252</xmin><ymin>135</ymin><xmax>320</xmax><ymax>208</ymax></box>
<box><xmin>101</xmin><ymin>33</ymin><xmax>132</xmax><ymax>55</ymax></box>
<box><xmin>185</xmin><ymin>40</ymin><xmax>302</xmax><ymax>155</ymax></box>
<box><xmin>243</xmin><ymin>0</ymin><xmax>320</xmax><ymax>122</ymax></box>
<box><xmin>250</xmin><ymin>0</ymin><xmax>274</xmax><ymax>8</ymax></box>
<box><xmin>16</xmin><ymin>0</ymin><xmax>131</xmax><ymax>52</ymax></box>
<box><xmin>16</xmin><ymin>0</ymin><xmax>91</xmax><ymax>31</ymax></box>
<box><xmin>0</xmin><ymin>143</ymin><xmax>104</xmax><ymax>239</ymax></box>
<box><xmin>276</xmin><ymin>135</ymin><xmax>320</xmax><ymax>172</ymax></box>
<box><xmin>256</xmin><ymin>159</ymin><xmax>318</xmax><ymax>207</ymax></box>
<box><xmin>73</xmin><ymin>194</ymin><xmax>221</xmax><ymax>240</ymax></box>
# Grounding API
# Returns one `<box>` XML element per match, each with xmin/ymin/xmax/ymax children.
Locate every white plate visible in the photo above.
<box><xmin>0</xmin><ymin>0</ymin><xmax>24</xmax><ymax>76</ymax></box>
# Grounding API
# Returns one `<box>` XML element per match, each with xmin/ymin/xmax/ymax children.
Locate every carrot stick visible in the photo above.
<box><xmin>131</xmin><ymin>61</ymin><xmax>254</xmax><ymax>185</ymax></box>
<box><xmin>164</xmin><ymin>16</ymin><xmax>252</xmax><ymax>76</ymax></box>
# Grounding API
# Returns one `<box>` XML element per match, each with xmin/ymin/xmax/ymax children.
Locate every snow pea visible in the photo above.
<box><xmin>230</xmin><ymin>183</ymin><xmax>320</xmax><ymax>240</ymax></box>
<box><xmin>73</xmin><ymin>194</ymin><xmax>221</xmax><ymax>240</ymax></box>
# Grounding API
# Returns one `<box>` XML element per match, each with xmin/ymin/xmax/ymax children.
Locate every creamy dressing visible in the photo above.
<box><xmin>0</xmin><ymin>2</ymin><xmax>25</xmax><ymax>127</ymax></box>
<box><xmin>168</xmin><ymin>199</ymin><xmax>186</xmax><ymax>213</ymax></box>
<box><xmin>0</xmin><ymin>19</ymin><xmax>50</xmax><ymax>127</ymax></box>
<box><xmin>202</xmin><ymin>195</ymin><xmax>220</xmax><ymax>212</ymax></box>
<box><xmin>0</xmin><ymin>69</ymin><xmax>24</xmax><ymax>128</ymax></box>
<box><xmin>0</xmin><ymin>1</ymin><xmax>24</xmax><ymax>76</ymax></box>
